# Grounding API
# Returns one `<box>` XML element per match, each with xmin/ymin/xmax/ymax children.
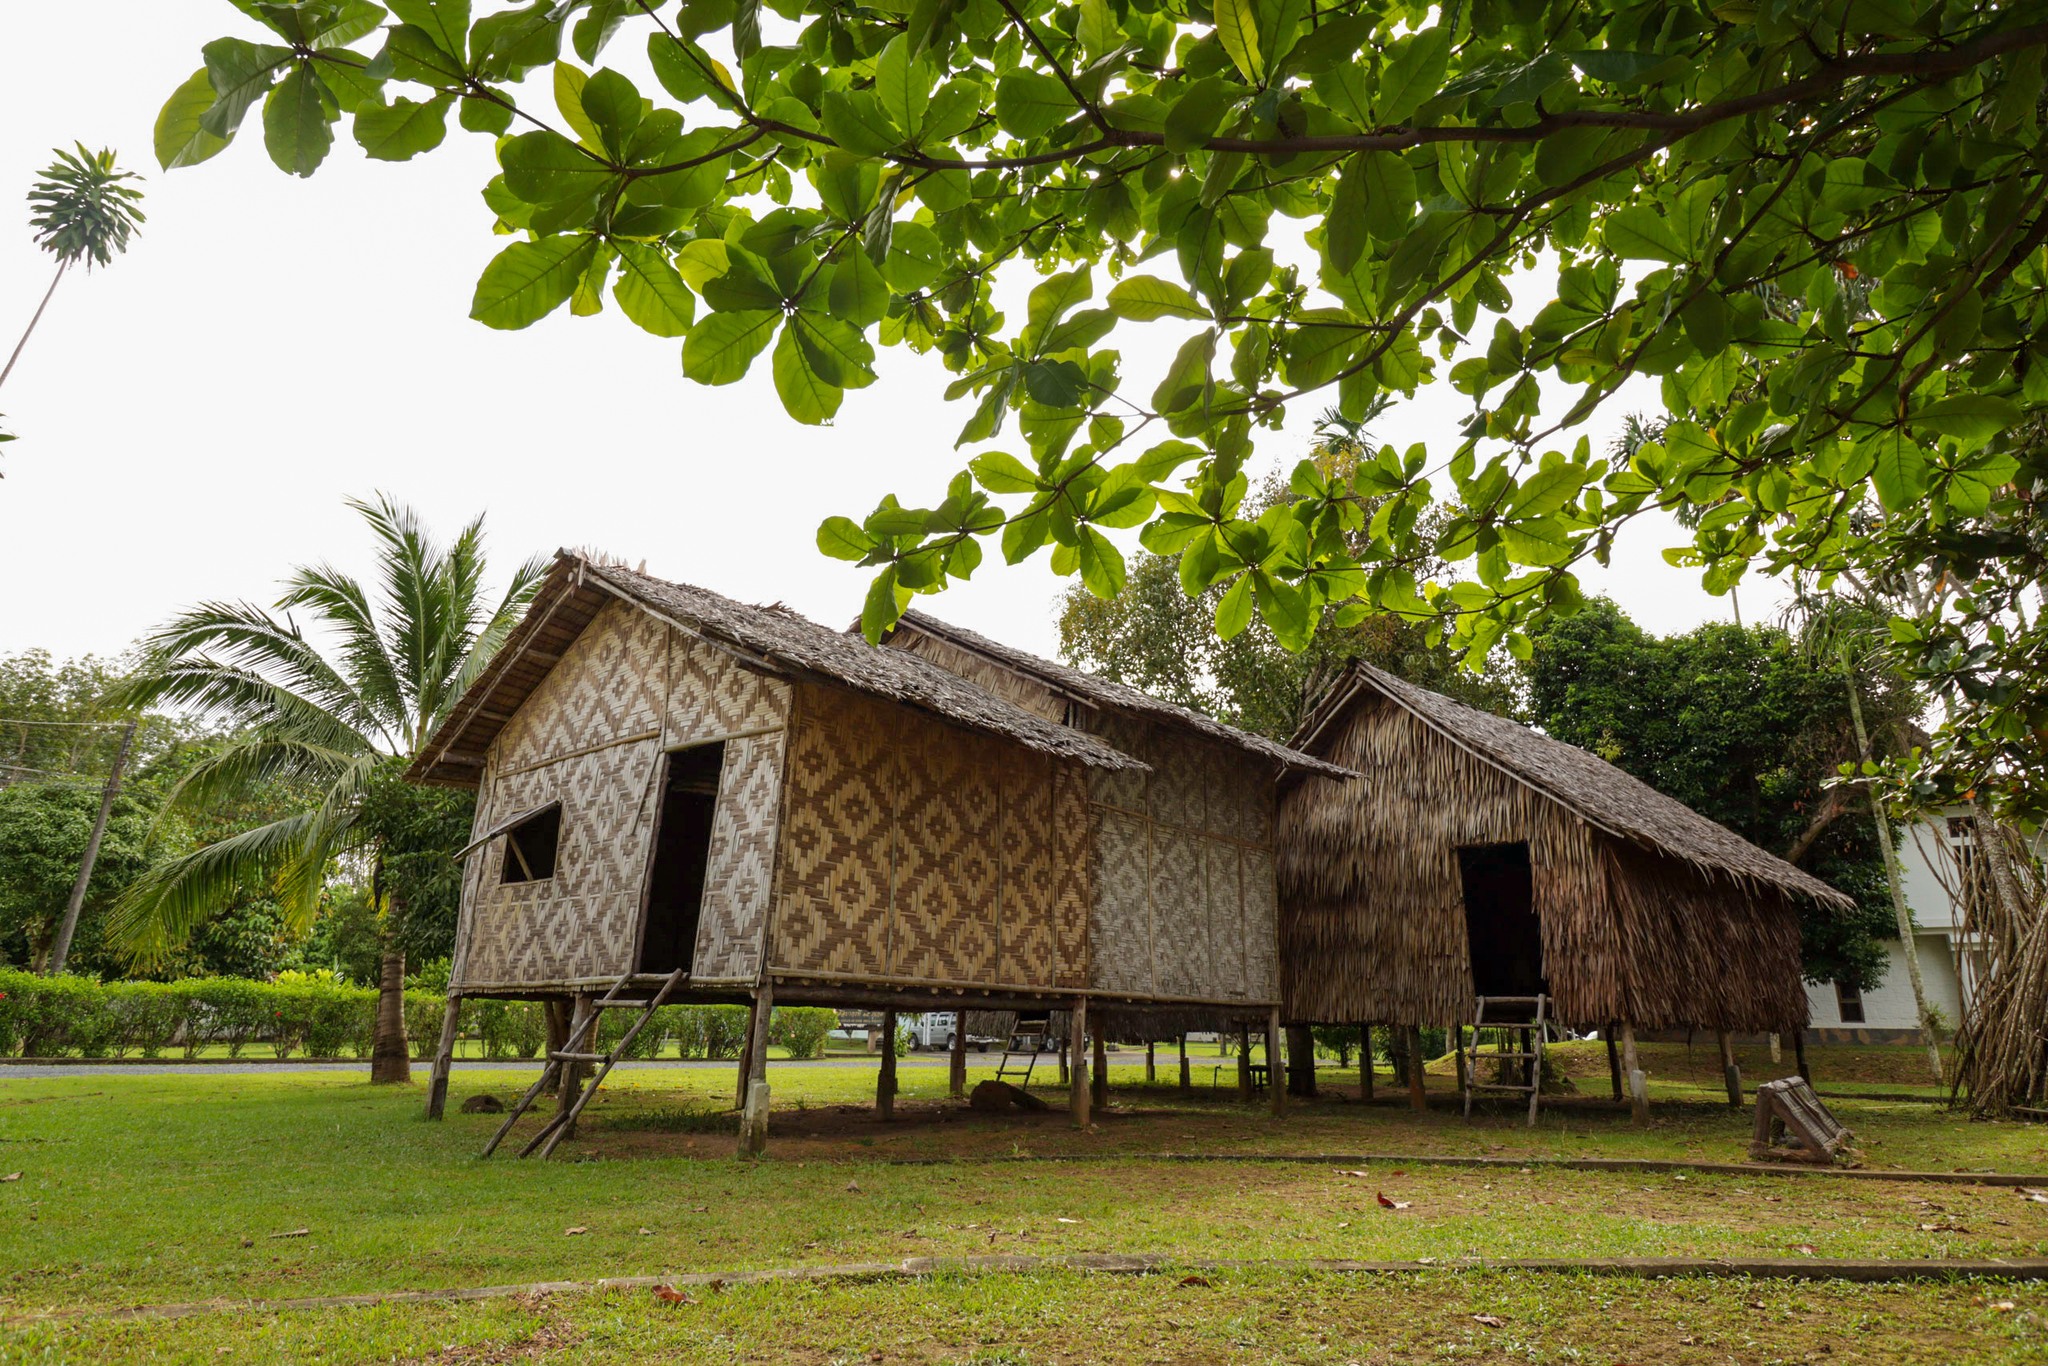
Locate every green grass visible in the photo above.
<box><xmin>3</xmin><ymin>1058</ymin><xmax>2044</xmax><ymax>1361</ymax></box>
<box><xmin>7</xmin><ymin>1270</ymin><xmax>2046</xmax><ymax>1364</ymax></box>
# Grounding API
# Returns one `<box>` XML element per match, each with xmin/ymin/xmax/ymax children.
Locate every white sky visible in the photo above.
<box><xmin>0</xmin><ymin>3</ymin><xmax>1767</xmax><ymax>673</ymax></box>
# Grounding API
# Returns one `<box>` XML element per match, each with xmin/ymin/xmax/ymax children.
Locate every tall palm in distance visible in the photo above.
<box><xmin>3</xmin><ymin>146</ymin><xmax>145</xmax><ymax>392</ymax></box>
<box><xmin>111</xmin><ymin>496</ymin><xmax>543</xmax><ymax>1082</ymax></box>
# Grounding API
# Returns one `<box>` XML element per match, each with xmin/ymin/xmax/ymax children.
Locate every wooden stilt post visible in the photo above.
<box><xmin>739</xmin><ymin>980</ymin><xmax>774</xmax><ymax>1156</ymax></box>
<box><xmin>735</xmin><ymin>992</ymin><xmax>762</xmax><ymax>1110</ymax></box>
<box><xmin>1621</xmin><ymin>1021</ymin><xmax>1648</xmax><ymax>1126</ymax></box>
<box><xmin>948</xmin><ymin>1019</ymin><xmax>968</xmax><ymax>1100</ymax></box>
<box><xmin>1069</xmin><ymin>998</ymin><xmax>1091</xmax><ymax>1127</ymax></box>
<box><xmin>1406</xmin><ymin>1025</ymin><xmax>1428</xmax><ymax>1112</ymax></box>
<box><xmin>1058</xmin><ymin>1030</ymin><xmax>1070</xmax><ymax>1086</ymax></box>
<box><xmin>1178</xmin><ymin>1033</ymin><xmax>1191</xmax><ymax>1091</ymax></box>
<box><xmin>1604</xmin><ymin>1024</ymin><xmax>1623</xmax><ymax>1103</ymax></box>
<box><xmin>1267</xmin><ymin>1007</ymin><xmax>1286</xmax><ymax>1116</ymax></box>
<box><xmin>1717</xmin><ymin>1029</ymin><xmax>1742</xmax><ymax>1108</ymax></box>
<box><xmin>1091</xmin><ymin>1024</ymin><xmax>1109</xmax><ymax>1111</ymax></box>
<box><xmin>556</xmin><ymin>995</ymin><xmax>595</xmax><ymax>1141</ymax></box>
<box><xmin>1286</xmin><ymin>1023</ymin><xmax>1316</xmax><ymax>1098</ymax></box>
<box><xmin>542</xmin><ymin>999</ymin><xmax>569</xmax><ymax>1095</ymax></box>
<box><xmin>1452</xmin><ymin>1024</ymin><xmax>1468</xmax><ymax>1096</ymax></box>
<box><xmin>1359</xmin><ymin>1024</ymin><xmax>1374</xmax><ymax>1101</ymax></box>
<box><xmin>1145</xmin><ymin>1040</ymin><xmax>1156</xmax><ymax>1084</ymax></box>
<box><xmin>877</xmin><ymin>1008</ymin><xmax>898</xmax><ymax>1120</ymax></box>
<box><xmin>1793</xmin><ymin>1027</ymin><xmax>1811</xmax><ymax>1084</ymax></box>
<box><xmin>425</xmin><ymin>995</ymin><xmax>463</xmax><ymax>1120</ymax></box>
<box><xmin>1236</xmin><ymin>1024</ymin><xmax>1252</xmax><ymax>1098</ymax></box>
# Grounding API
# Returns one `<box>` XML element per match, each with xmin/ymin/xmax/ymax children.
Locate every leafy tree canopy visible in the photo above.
<box><xmin>1520</xmin><ymin>596</ymin><xmax>1910</xmax><ymax>989</ymax></box>
<box><xmin>156</xmin><ymin>0</ymin><xmax>2048</xmax><ymax>815</ymax></box>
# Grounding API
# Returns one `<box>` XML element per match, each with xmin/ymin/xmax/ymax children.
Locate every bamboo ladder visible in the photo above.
<box><xmin>1459</xmin><ymin>994</ymin><xmax>1551</xmax><ymax>1126</ymax></box>
<box><xmin>481</xmin><ymin>968</ymin><xmax>689</xmax><ymax>1160</ymax></box>
<box><xmin>994</xmin><ymin>1013</ymin><xmax>1053</xmax><ymax>1089</ymax></box>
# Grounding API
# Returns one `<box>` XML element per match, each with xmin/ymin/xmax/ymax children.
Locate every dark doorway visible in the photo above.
<box><xmin>640</xmin><ymin>743</ymin><xmax>726</xmax><ymax>976</ymax></box>
<box><xmin>1458</xmin><ymin>842</ymin><xmax>1545</xmax><ymax>998</ymax></box>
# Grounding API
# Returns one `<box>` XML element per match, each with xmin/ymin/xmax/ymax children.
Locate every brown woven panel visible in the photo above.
<box><xmin>664</xmin><ymin>622</ymin><xmax>790</xmax><ymax>741</ymax></box>
<box><xmin>1150</xmin><ymin>825</ymin><xmax>1204</xmax><ymax>998</ymax></box>
<box><xmin>772</xmin><ymin>683</ymin><xmax>1080</xmax><ymax>992</ymax></box>
<box><xmin>494</xmin><ymin>601</ymin><xmax>666</xmax><ymax>770</ymax></box>
<box><xmin>1052</xmin><ymin>760</ymin><xmax>1092</xmax><ymax>988</ymax></box>
<box><xmin>773</xmin><ymin>686</ymin><xmax>896</xmax><ymax>978</ymax></box>
<box><xmin>1277</xmin><ymin>692</ymin><xmax>1807</xmax><ymax>1032</ymax></box>
<box><xmin>996</xmin><ymin>752</ymin><xmax>1055</xmax><ymax>985</ymax></box>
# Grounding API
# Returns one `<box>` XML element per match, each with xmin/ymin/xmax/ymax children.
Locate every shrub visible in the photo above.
<box><xmin>405</xmin><ymin>993</ymin><xmax>448</xmax><ymax>1060</ymax></box>
<box><xmin>184</xmin><ymin>978</ymin><xmax>271</xmax><ymax>1057</ymax></box>
<box><xmin>474</xmin><ymin>1000</ymin><xmax>546</xmax><ymax>1060</ymax></box>
<box><xmin>109</xmin><ymin>982</ymin><xmax>186</xmax><ymax>1058</ymax></box>
<box><xmin>597</xmin><ymin>1006</ymin><xmax>667</xmax><ymax>1060</ymax></box>
<box><xmin>770</xmin><ymin>1007</ymin><xmax>835</xmax><ymax>1060</ymax></box>
<box><xmin>701</xmin><ymin>1005</ymin><xmax>750</xmax><ymax>1059</ymax></box>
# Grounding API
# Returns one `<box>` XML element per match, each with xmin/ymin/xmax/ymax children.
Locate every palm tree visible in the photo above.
<box><xmin>110</xmin><ymin>496</ymin><xmax>543</xmax><ymax>1082</ymax></box>
<box><xmin>3</xmin><ymin>146</ymin><xmax>145</xmax><ymax>392</ymax></box>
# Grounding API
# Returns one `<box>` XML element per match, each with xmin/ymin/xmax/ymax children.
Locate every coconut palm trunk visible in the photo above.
<box><xmin>110</xmin><ymin>496</ymin><xmax>541</xmax><ymax>1082</ymax></box>
<box><xmin>0</xmin><ymin>263</ymin><xmax>66</xmax><ymax>392</ymax></box>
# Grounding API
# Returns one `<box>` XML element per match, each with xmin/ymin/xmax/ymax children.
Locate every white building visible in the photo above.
<box><xmin>1803</xmin><ymin>815</ymin><xmax>1974</xmax><ymax>1042</ymax></box>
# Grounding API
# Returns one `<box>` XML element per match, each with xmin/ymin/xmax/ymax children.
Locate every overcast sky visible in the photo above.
<box><xmin>0</xmin><ymin>3</ymin><xmax>1763</xmax><ymax>677</ymax></box>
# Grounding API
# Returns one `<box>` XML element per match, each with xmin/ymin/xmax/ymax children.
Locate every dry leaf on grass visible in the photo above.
<box><xmin>564</xmin><ymin>1226</ymin><xmax>588</xmax><ymax>1236</ymax></box>
<box><xmin>1056</xmin><ymin>1217</ymin><xmax>1080</xmax><ymax>1224</ymax></box>
<box><xmin>1790</xmin><ymin>1244</ymin><xmax>1817</xmax><ymax>1256</ymax></box>
<box><xmin>1335</xmin><ymin>1170</ymin><xmax>1370</xmax><ymax>1178</ymax></box>
<box><xmin>1376</xmin><ymin>1192</ymin><xmax>1411</xmax><ymax>1210</ymax></box>
<box><xmin>652</xmin><ymin>1285</ymin><xmax>693</xmax><ymax>1305</ymax></box>
<box><xmin>269</xmin><ymin>1228</ymin><xmax>309</xmax><ymax>1239</ymax></box>
<box><xmin>1</xmin><ymin>1173</ymin><xmax>20</xmax><ymax>1183</ymax></box>
<box><xmin>1178</xmin><ymin>1275</ymin><xmax>1210</xmax><ymax>1287</ymax></box>
<box><xmin>637</xmin><ymin>1227</ymin><xmax>652</xmax><ymax>1236</ymax></box>
<box><xmin>1472</xmin><ymin>1315</ymin><xmax>1508</xmax><ymax>1328</ymax></box>
<box><xmin>2019</xmin><ymin>1188</ymin><xmax>2048</xmax><ymax>1204</ymax></box>
<box><xmin>846</xmin><ymin>1180</ymin><xmax>861</xmax><ymax>1193</ymax></box>
<box><xmin>1989</xmin><ymin>1301</ymin><xmax>2018</xmax><ymax>1312</ymax></box>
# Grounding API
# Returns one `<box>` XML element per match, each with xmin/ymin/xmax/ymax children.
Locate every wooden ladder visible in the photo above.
<box><xmin>994</xmin><ymin>1013</ymin><xmax>1051</xmax><ymax>1090</ymax></box>
<box><xmin>480</xmin><ymin>967</ymin><xmax>688</xmax><ymax>1160</ymax></box>
<box><xmin>1459</xmin><ymin>994</ymin><xmax>1550</xmax><ymax>1127</ymax></box>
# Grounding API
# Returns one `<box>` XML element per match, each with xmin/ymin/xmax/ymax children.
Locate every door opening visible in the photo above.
<box><xmin>640</xmin><ymin>742</ymin><xmax>726</xmax><ymax>976</ymax></box>
<box><xmin>1458</xmin><ymin>841</ymin><xmax>1545</xmax><ymax>998</ymax></box>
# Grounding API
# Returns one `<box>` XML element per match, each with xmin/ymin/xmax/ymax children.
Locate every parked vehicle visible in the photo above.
<box><xmin>906</xmin><ymin>1012</ymin><xmax>1003</xmax><ymax>1051</ymax></box>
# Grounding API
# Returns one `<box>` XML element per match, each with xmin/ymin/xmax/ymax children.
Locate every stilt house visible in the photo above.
<box><xmin>880</xmin><ymin>611</ymin><xmax>1349</xmax><ymax>1035</ymax></box>
<box><xmin>1277</xmin><ymin>661</ymin><xmax>1854</xmax><ymax>1037</ymax></box>
<box><xmin>410</xmin><ymin>554</ymin><xmax>1342</xmax><ymax>1034</ymax></box>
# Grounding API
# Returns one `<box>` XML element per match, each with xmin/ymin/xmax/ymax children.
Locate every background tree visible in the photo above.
<box><xmin>109</xmin><ymin>496</ymin><xmax>541</xmax><ymax>1082</ymax></box>
<box><xmin>1060</xmin><ymin>411</ymin><xmax>1511</xmax><ymax>738</ymax></box>
<box><xmin>3</xmin><ymin>145</ymin><xmax>144</xmax><ymax>392</ymax></box>
<box><xmin>151</xmin><ymin>1</ymin><xmax>2048</xmax><ymax>817</ymax></box>
<box><xmin>1519</xmin><ymin>597</ymin><xmax>1907</xmax><ymax>991</ymax></box>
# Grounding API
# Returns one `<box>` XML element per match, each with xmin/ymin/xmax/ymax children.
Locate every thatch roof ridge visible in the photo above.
<box><xmin>580</xmin><ymin>560</ymin><xmax>1145</xmax><ymax>771</ymax></box>
<box><xmin>1298</xmin><ymin>660</ymin><xmax>1853</xmax><ymax>909</ymax></box>
<box><xmin>889</xmin><ymin>609</ymin><xmax>1354</xmax><ymax>779</ymax></box>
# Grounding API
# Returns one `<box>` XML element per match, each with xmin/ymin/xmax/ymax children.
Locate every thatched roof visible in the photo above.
<box><xmin>886</xmin><ymin>611</ymin><xmax>1354</xmax><ymax>780</ymax></box>
<box><xmin>1295</xmin><ymin>661</ymin><xmax>1853</xmax><ymax>909</ymax></box>
<box><xmin>410</xmin><ymin>554</ymin><xmax>1143</xmax><ymax>786</ymax></box>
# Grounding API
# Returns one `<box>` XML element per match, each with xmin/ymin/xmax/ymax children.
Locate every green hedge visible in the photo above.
<box><xmin>0</xmin><ymin>969</ymin><xmax>837</xmax><ymax>1064</ymax></box>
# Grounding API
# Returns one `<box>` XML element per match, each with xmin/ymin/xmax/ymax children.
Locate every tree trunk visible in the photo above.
<box><xmin>370</xmin><ymin>947</ymin><xmax>410</xmax><ymax>1084</ymax></box>
<box><xmin>1842</xmin><ymin>645</ymin><xmax>1943</xmax><ymax>1084</ymax></box>
<box><xmin>1</xmin><ymin>262</ymin><xmax>66</xmax><ymax>392</ymax></box>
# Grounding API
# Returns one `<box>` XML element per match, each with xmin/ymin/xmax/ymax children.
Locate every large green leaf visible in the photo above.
<box><xmin>773</xmin><ymin>319</ymin><xmax>845</xmax><ymax>424</ymax></box>
<box><xmin>612</xmin><ymin>243</ymin><xmax>697</xmax><ymax>337</ymax></box>
<box><xmin>469</xmin><ymin>234</ymin><xmax>599</xmax><ymax>329</ymax></box>
<box><xmin>681</xmin><ymin>309</ymin><xmax>779</xmax><ymax>384</ymax></box>
<box><xmin>1106</xmin><ymin>275</ymin><xmax>1207</xmax><ymax>321</ymax></box>
<box><xmin>1212</xmin><ymin>0</ymin><xmax>1264</xmax><ymax>84</ymax></box>
<box><xmin>995</xmin><ymin>71</ymin><xmax>1075</xmax><ymax>139</ymax></box>
<box><xmin>156</xmin><ymin>68</ymin><xmax>230</xmax><ymax>170</ymax></box>
<box><xmin>1377</xmin><ymin>27</ymin><xmax>1450</xmax><ymax>124</ymax></box>
<box><xmin>199</xmin><ymin>37</ymin><xmax>293</xmax><ymax>140</ymax></box>
<box><xmin>1604</xmin><ymin>205</ymin><xmax>1689</xmax><ymax>262</ymax></box>
<box><xmin>263</xmin><ymin>64</ymin><xmax>338</xmax><ymax>177</ymax></box>
<box><xmin>353</xmin><ymin>93</ymin><xmax>453</xmax><ymax>160</ymax></box>
<box><xmin>387</xmin><ymin>0</ymin><xmax>470</xmax><ymax>61</ymax></box>
<box><xmin>500</xmin><ymin>129</ymin><xmax>615</xmax><ymax>205</ymax></box>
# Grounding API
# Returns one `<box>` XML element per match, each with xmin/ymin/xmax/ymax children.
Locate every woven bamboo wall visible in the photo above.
<box><xmin>1076</xmin><ymin>714</ymin><xmax>1280</xmax><ymax>1004</ymax></box>
<box><xmin>455</xmin><ymin>601</ymin><xmax>670</xmax><ymax>987</ymax></box>
<box><xmin>452</xmin><ymin>601</ymin><xmax>792</xmax><ymax>991</ymax></box>
<box><xmin>771</xmin><ymin>682</ymin><xmax>1089</xmax><ymax>990</ymax></box>
<box><xmin>1277</xmin><ymin>692</ymin><xmax>1807</xmax><ymax>1032</ymax></box>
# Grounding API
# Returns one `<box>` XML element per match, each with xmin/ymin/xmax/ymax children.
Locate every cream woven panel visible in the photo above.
<box><xmin>689</xmin><ymin>729</ymin><xmax>788</xmax><ymax>983</ymax></box>
<box><xmin>664</xmin><ymin>624</ymin><xmax>789</xmax><ymax>740</ymax></box>
<box><xmin>1241</xmin><ymin>848</ymin><xmax>1280</xmax><ymax>1000</ymax></box>
<box><xmin>1149</xmin><ymin>825</ymin><xmax>1207</xmax><ymax>997</ymax></box>
<box><xmin>1204</xmin><ymin>841</ymin><xmax>1248</xmax><ymax>999</ymax></box>
<box><xmin>1089</xmin><ymin>808</ymin><xmax>1153</xmax><ymax>995</ymax></box>
<box><xmin>494</xmin><ymin>601</ymin><xmax>665</xmax><ymax>770</ymax></box>
<box><xmin>457</xmin><ymin>736</ymin><xmax>661</xmax><ymax>986</ymax></box>
<box><xmin>1052</xmin><ymin>760</ymin><xmax>1092</xmax><ymax>987</ymax></box>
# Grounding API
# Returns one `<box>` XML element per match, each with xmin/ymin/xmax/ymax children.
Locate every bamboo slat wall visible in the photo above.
<box><xmin>769</xmin><ymin>682</ymin><xmax>1090</xmax><ymax>989</ymax></box>
<box><xmin>1278</xmin><ymin>691</ymin><xmax>1808</xmax><ymax>1032</ymax></box>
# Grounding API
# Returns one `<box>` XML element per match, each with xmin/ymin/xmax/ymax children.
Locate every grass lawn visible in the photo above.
<box><xmin>2</xmin><ymin>1052</ymin><xmax>2044</xmax><ymax>1362</ymax></box>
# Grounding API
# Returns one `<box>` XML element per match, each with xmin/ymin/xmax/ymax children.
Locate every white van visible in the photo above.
<box><xmin>905</xmin><ymin>1012</ymin><xmax>1003</xmax><ymax>1051</ymax></box>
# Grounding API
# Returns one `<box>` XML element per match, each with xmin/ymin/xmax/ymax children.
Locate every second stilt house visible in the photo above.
<box><xmin>1275</xmin><ymin>661</ymin><xmax>1856</xmax><ymax>1114</ymax></box>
